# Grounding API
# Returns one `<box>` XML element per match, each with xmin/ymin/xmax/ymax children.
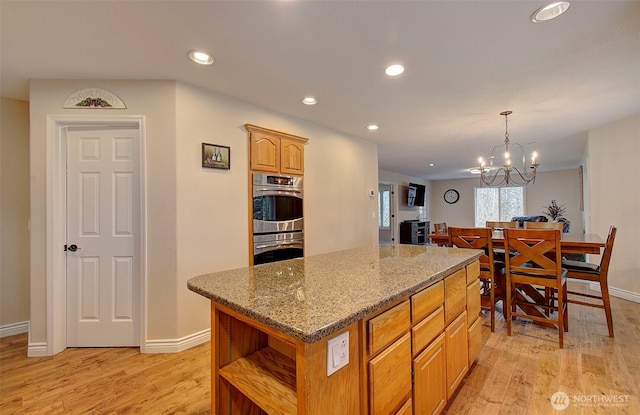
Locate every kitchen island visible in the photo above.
<box><xmin>188</xmin><ymin>244</ymin><xmax>482</xmax><ymax>415</ymax></box>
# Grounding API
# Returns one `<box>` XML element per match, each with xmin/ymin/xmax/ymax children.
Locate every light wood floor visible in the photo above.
<box><xmin>1</xmin><ymin>282</ymin><xmax>638</xmax><ymax>414</ymax></box>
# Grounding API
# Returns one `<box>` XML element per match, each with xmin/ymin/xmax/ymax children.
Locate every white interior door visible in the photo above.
<box><xmin>66</xmin><ymin>126</ymin><xmax>140</xmax><ymax>347</ymax></box>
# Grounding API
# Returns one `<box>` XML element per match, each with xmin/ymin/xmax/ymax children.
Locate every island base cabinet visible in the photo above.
<box><xmin>212</xmin><ymin>303</ymin><xmax>360</xmax><ymax>415</ymax></box>
<box><xmin>413</xmin><ymin>333</ymin><xmax>447</xmax><ymax>415</ymax></box>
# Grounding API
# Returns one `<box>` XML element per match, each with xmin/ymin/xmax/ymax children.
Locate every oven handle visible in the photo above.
<box><xmin>255</xmin><ymin>241</ymin><xmax>303</xmax><ymax>250</ymax></box>
<box><xmin>254</xmin><ymin>187</ymin><xmax>302</xmax><ymax>195</ymax></box>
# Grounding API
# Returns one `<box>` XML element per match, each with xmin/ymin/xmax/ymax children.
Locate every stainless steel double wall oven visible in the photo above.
<box><xmin>252</xmin><ymin>173</ymin><xmax>304</xmax><ymax>265</ymax></box>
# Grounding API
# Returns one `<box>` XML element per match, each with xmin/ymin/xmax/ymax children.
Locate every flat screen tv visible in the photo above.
<box><xmin>407</xmin><ymin>183</ymin><xmax>426</xmax><ymax>207</ymax></box>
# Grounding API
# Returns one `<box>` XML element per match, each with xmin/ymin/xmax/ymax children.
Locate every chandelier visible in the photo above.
<box><xmin>477</xmin><ymin>111</ymin><xmax>539</xmax><ymax>187</ymax></box>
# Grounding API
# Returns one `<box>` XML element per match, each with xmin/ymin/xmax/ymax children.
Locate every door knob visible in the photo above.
<box><xmin>65</xmin><ymin>244</ymin><xmax>80</xmax><ymax>252</ymax></box>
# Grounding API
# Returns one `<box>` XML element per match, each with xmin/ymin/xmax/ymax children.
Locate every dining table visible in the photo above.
<box><xmin>428</xmin><ymin>229</ymin><xmax>606</xmax><ymax>327</ymax></box>
<box><xmin>428</xmin><ymin>230</ymin><xmax>605</xmax><ymax>255</ymax></box>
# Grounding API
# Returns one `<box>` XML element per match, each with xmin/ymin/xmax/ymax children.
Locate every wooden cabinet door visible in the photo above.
<box><xmin>413</xmin><ymin>333</ymin><xmax>447</xmax><ymax>415</ymax></box>
<box><xmin>467</xmin><ymin>317</ymin><xmax>482</xmax><ymax>367</ymax></box>
<box><xmin>369</xmin><ymin>333</ymin><xmax>412</xmax><ymax>415</ymax></box>
<box><xmin>280</xmin><ymin>138</ymin><xmax>304</xmax><ymax>175</ymax></box>
<box><xmin>445</xmin><ymin>311</ymin><xmax>468</xmax><ymax>399</ymax></box>
<box><xmin>250</xmin><ymin>133</ymin><xmax>280</xmax><ymax>172</ymax></box>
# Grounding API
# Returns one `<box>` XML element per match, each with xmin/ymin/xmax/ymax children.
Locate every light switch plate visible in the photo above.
<box><xmin>326</xmin><ymin>331</ymin><xmax>349</xmax><ymax>376</ymax></box>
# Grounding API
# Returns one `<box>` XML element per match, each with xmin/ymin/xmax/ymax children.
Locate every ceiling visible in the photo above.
<box><xmin>2</xmin><ymin>1</ymin><xmax>639</xmax><ymax>180</ymax></box>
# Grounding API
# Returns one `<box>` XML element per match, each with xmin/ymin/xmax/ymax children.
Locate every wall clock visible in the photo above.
<box><xmin>444</xmin><ymin>189</ymin><xmax>459</xmax><ymax>204</ymax></box>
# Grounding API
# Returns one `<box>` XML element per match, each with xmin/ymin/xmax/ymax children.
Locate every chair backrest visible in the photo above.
<box><xmin>503</xmin><ymin>228</ymin><xmax>562</xmax><ymax>279</ymax></box>
<box><xmin>486</xmin><ymin>221</ymin><xmax>518</xmax><ymax>230</ymax></box>
<box><xmin>448</xmin><ymin>227</ymin><xmax>494</xmax><ymax>277</ymax></box>
<box><xmin>524</xmin><ymin>221</ymin><xmax>564</xmax><ymax>231</ymax></box>
<box><xmin>434</xmin><ymin>223</ymin><xmax>448</xmax><ymax>234</ymax></box>
<box><xmin>598</xmin><ymin>225</ymin><xmax>617</xmax><ymax>278</ymax></box>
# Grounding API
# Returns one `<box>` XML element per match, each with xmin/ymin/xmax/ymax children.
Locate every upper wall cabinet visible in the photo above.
<box><xmin>245</xmin><ymin>124</ymin><xmax>308</xmax><ymax>175</ymax></box>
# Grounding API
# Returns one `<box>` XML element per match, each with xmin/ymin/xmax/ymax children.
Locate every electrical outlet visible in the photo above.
<box><xmin>326</xmin><ymin>331</ymin><xmax>349</xmax><ymax>376</ymax></box>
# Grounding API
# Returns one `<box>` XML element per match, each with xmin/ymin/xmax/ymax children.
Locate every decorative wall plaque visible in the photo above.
<box><xmin>63</xmin><ymin>88</ymin><xmax>127</xmax><ymax>109</ymax></box>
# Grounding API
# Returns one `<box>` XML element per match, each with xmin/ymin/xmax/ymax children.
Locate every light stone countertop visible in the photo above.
<box><xmin>187</xmin><ymin>244</ymin><xmax>481</xmax><ymax>343</ymax></box>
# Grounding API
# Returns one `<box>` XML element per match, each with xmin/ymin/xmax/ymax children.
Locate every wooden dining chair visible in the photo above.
<box><xmin>485</xmin><ymin>221</ymin><xmax>518</xmax><ymax>230</ymax></box>
<box><xmin>561</xmin><ymin>225</ymin><xmax>617</xmax><ymax>337</ymax></box>
<box><xmin>524</xmin><ymin>221</ymin><xmax>564</xmax><ymax>230</ymax></box>
<box><xmin>434</xmin><ymin>223</ymin><xmax>448</xmax><ymax>234</ymax></box>
<box><xmin>485</xmin><ymin>221</ymin><xmax>518</xmax><ymax>261</ymax></box>
<box><xmin>503</xmin><ymin>228</ymin><xmax>568</xmax><ymax>348</ymax></box>
<box><xmin>449</xmin><ymin>227</ymin><xmax>504</xmax><ymax>332</ymax></box>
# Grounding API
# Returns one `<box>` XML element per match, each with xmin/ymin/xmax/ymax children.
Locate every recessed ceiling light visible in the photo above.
<box><xmin>385</xmin><ymin>64</ymin><xmax>405</xmax><ymax>77</ymax></box>
<box><xmin>531</xmin><ymin>2</ymin><xmax>570</xmax><ymax>22</ymax></box>
<box><xmin>187</xmin><ymin>50</ymin><xmax>214</xmax><ymax>65</ymax></box>
<box><xmin>367</xmin><ymin>124</ymin><xmax>379</xmax><ymax>131</ymax></box>
<box><xmin>469</xmin><ymin>168</ymin><xmax>482</xmax><ymax>174</ymax></box>
<box><xmin>301</xmin><ymin>96</ymin><xmax>317</xmax><ymax>105</ymax></box>
<box><xmin>428</xmin><ymin>163</ymin><xmax>435</xmax><ymax>167</ymax></box>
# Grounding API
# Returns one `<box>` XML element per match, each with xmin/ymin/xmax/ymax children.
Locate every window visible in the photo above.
<box><xmin>475</xmin><ymin>187</ymin><xmax>524</xmax><ymax>227</ymax></box>
<box><xmin>378</xmin><ymin>187</ymin><xmax>390</xmax><ymax>228</ymax></box>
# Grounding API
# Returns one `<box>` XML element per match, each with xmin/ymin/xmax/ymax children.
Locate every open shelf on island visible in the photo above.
<box><xmin>219</xmin><ymin>346</ymin><xmax>297</xmax><ymax>415</ymax></box>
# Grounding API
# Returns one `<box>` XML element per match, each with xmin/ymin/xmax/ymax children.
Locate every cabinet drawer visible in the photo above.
<box><xmin>466</xmin><ymin>279</ymin><xmax>481</xmax><ymax>327</ymax></box>
<box><xmin>444</xmin><ymin>268</ymin><xmax>467</xmax><ymax>325</ymax></box>
<box><xmin>411</xmin><ymin>281</ymin><xmax>444</xmax><ymax>323</ymax></box>
<box><xmin>369</xmin><ymin>333</ymin><xmax>412</xmax><ymax>415</ymax></box>
<box><xmin>368</xmin><ymin>301</ymin><xmax>411</xmax><ymax>356</ymax></box>
<box><xmin>466</xmin><ymin>260</ymin><xmax>480</xmax><ymax>284</ymax></box>
<box><xmin>412</xmin><ymin>306</ymin><xmax>444</xmax><ymax>356</ymax></box>
<box><xmin>468</xmin><ymin>317</ymin><xmax>482</xmax><ymax>367</ymax></box>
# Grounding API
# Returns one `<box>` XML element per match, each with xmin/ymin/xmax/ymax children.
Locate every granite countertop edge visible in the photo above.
<box><xmin>187</xmin><ymin>252</ymin><xmax>480</xmax><ymax>343</ymax></box>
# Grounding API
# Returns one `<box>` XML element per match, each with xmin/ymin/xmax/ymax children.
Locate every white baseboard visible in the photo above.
<box><xmin>142</xmin><ymin>328</ymin><xmax>210</xmax><ymax>354</ymax></box>
<box><xmin>27</xmin><ymin>342</ymin><xmax>49</xmax><ymax>357</ymax></box>
<box><xmin>589</xmin><ymin>283</ymin><xmax>640</xmax><ymax>304</ymax></box>
<box><xmin>0</xmin><ymin>321</ymin><xmax>29</xmax><ymax>338</ymax></box>
<box><xmin>14</xmin><ymin>325</ymin><xmax>210</xmax><ymax>356</ymax></box>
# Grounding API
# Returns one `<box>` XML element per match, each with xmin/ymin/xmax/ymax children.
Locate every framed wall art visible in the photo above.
<box><xmin>202</xmin><ymin>143</ymin><xmax>230</xmax><ymax>170</ymax></box>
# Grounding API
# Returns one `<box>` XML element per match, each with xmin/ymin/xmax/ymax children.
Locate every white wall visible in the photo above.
<box><xmin>378</xmin><ymin>170</ymin><xmax>430</xmax><ymax>222</ymax></box>
<box><xmin>1</xmin><ymin>98</ymin><xmax>30</xmax><ymax>332</ymax></box>
<box><xmin>586</xmin><ymin>114</ymin><xmax>640</xmax><ymax>297</ymax></box>
<box><xmin>429</xmin><ymin>169</ymin><xmax>583</xmax><ymax>233</ymax></box>
<box><xmin>378</xmin><ymin>170</ymin><xmax>430</xmax><ymax>236</ymax></box>
<box><xmin>27</xmin><ymin>79</ymin><xmax>379</xmax><ymax>349</ymax></box>
<box><xmin>29</xmin><ymin>80</ymin><xmax>179</xmax><ymax>344</ymax></box>
<box><xmin>174</xmin><ymin>82</ymin><xmax>379</xmax><ymax>338</ymax></box>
